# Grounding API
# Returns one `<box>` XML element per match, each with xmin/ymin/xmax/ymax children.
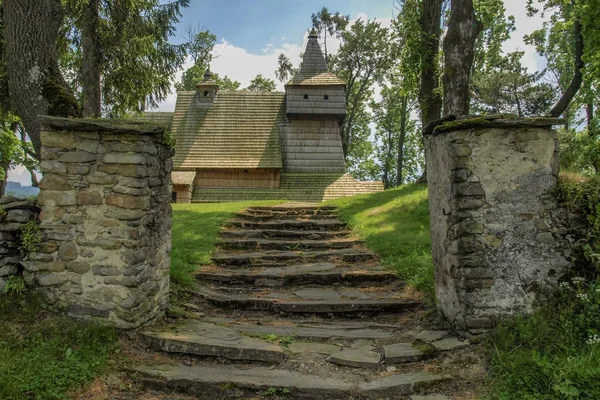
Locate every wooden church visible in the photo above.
<box><xmin>168</xmin><ymin>30</ymin><xmax>383</xmax><ymax>203</ymax></box>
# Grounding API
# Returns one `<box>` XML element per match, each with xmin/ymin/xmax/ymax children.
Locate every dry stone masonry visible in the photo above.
<box><xmin>425</xmin><ymin>116</ymin><xmax>573</xmax><ymax>334</ymax></box>
<box><xmin>0</xmin><ymin>197</ymin><xmax>40</xmax><ymax>293</ymax></box>
<box><xmin>26</xmin><ymin>116</ymin><xmax>174</xmax><ymax>328</ymax></box>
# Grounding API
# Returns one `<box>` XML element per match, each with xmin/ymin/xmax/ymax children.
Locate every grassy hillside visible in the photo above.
<box><xmin>326</xmin><ymin>184</ymin><xmax>434</xmax><ymax>298</ymax></box>
<box><xmin>170</xmin><ymin>200</ymin><xmax>283</xmax><ymax>287</ymax></box>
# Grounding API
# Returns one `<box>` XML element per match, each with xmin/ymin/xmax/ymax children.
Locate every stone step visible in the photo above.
<box><xmin>133</xmin><ymin>364</ymin><xmax>451</xmax><ymax>399</ymax></box>
<box><xmin>194</xmin><ymin>286</ymin><xmax>420</xmax><ymax>314</ymax></box>
<box><xmin>212</xmin><ymin>248</ymin><xmax>375</xmax><ymax>267</ymax></box>
<box><xmin>220</xmin><ymin>228</ymin><xmax>353</xmax><ymax>240</ymax></box>
<box><xmin>202</xmin><ymin>318</ymin><xmax>397</xmax><ymax>340</ymax></box>
<box><xmin>217</xmin><ymin>237</ymin><xmax>361</xmax><ymax>251</ymax></box>
<box><xmin>244</xmin><ymin>207</ymin><xmax>338</xmax><ymax>217</ymax></box>
<box><xmin>224</xmin><ymin>219</ymin><xmax>347</xmax><ymax>231</ymax></box>
<box><xmin>235</xmin><ymin>211</ymin><xmax>339</xmax><ymax>222</ymax></box>
<box><xmin>248</xmin><ymin>205</ymin><xmax>338</xmax><ymax>212</ymax></box>
<box><xmin>195</xmin><ymin>263</ymin><xmax>397</xmax><ymax>286</ymax></box>
<box><xmin>143</xmin><ymin>321</ymin><xmax>284</xmax><ymax>363</ymax></box>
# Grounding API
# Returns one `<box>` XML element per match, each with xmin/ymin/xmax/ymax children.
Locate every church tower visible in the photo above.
<box><xmin>282</xmin><ymin>29</ymin><xmax>347</xmax><ymax>174</ymax></box>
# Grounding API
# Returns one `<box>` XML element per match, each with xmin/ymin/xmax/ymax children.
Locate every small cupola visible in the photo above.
<box><xmin>196</xmin><ymin>70</ymin><xmax>219</xmax><ymax>103</ymax></box>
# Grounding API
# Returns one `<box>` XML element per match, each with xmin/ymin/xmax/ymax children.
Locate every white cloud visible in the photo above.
<box><xmin>502</xmin><ymin>1</ymin><xmax>548</xmax><ymax>72</ymax></box>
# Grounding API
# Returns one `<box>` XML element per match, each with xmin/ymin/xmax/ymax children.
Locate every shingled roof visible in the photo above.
<box><xmin>171</xmin><ymin>91</ymin><xmax>285</xmax><ymax>169</ymax></box>
<box><xmin>129</xmin><ymin>112</ymin><xmax>174</xmax><ymax>128</ymax></box>
<box><xmin>286</xmin><ymin>30</ymin><xmax>345</xmax><ymax>86</ymax></box>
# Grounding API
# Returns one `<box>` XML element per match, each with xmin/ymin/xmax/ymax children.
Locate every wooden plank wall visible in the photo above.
<box><xmin>280</xmin><ymin>116</ymin><xmax>347</xmax><ymax>173</ymax></box>
<box><xmin>193</xmin><ymin>168</ymin><xmax>280</xmax><ymax>189</ymax></box>
<box><xmin>173</xmin><ymin>184</ymin><xmax>193</xmax><ymax>203</ymax></box>
<box><xmin>286</xmin><ymin>87</ymin><xmax>346</xmax><ymax>115</ymax></box>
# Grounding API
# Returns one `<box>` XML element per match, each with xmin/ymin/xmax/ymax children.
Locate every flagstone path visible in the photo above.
<box><xmin>131</xmin><ymin>204</ymin><xmax>474</xmax><ymax>399</ymax></box>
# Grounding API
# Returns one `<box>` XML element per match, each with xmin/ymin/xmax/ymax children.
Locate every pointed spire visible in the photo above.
<box><xmin>298</xmin><ymin>31</ymin><xmax>328</xmax><ymax>76</ymax></box>
<box><xmin>285</xmin><ymin>30</ymin><xmax>345</xmax><ymax>86</ymax></box>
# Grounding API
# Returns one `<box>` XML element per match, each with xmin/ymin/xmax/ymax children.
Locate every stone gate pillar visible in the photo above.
<box><xmin>425</xmin><ymin>116</ymin><xmax>572</xmax><ymax>334</ymax></box>
<box><xmin>26</xmin><ymin>116</ymin><xmax>174</xmax><ymax>329</ymax></box>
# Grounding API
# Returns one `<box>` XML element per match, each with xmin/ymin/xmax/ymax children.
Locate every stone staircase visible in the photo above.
<box><xmin>132</xmin><ymin>204</ymin><xmax>467</xmax><ymax>399</ymax></box>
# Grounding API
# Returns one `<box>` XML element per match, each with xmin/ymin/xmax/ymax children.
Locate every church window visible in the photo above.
<box><xmin>204</xmin><ymin>90</ymin><xmax>209</xmax><ymax>97</ymax></box>
<box><xmin>303</xmin><ymin>94</ymin><xmax>308</xmax><ymax>99</ymax></box>
<box><xmin>324</xmin><ymin>94</ymin><xmax>329</xmax><ymax>100</ymax></box>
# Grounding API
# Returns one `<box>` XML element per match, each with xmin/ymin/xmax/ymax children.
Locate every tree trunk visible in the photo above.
<box><xmin>514</xmin><ymin>83</ymin><xmax>523</xmax><ymax>117</ymax></box>
<box><xmin>0</xmin><ymin>161</ymin><xmax>8</xmax><ymax>197</ymax></box>
<box><xmin>396</xmin><ymin>96</ymin><xmax>408</xmax><ymax>186</ymax></box>
<box><xmin>548</xmin><ymin>19</ymin><xmax>584</xmax><ymax>118</ymax></box>
<box><xmin>586</xmin><ymin>102</ymin><xmax>594</xmax><ymax>134</ymax></box>
<box><xmin>418</xmin><ymin>0</ymin><xmax>443</xmax><ymax>126</ymax></box>
<box><xmin>442</xmin><ymin>0</ymin><xmax>482</xmax><ymax>117</ymax></box>
<box><xmin>3</xmin><ymin>0</ymin><xmax>81</xmax><ymax>159</ymax></box>
<box><xmin>81</xmin><ymin>0</ymin><xmax>102</xmax><ymax>118</ymax></box>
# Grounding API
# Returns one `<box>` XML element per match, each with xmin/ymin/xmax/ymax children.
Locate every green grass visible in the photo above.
<box><xmin>0</xmin><ymin>296</ymin><xmax>118</xmax><ymax>400</ymax></box>
<box><xmin>325</xmin><ymin>184</ymin><xmax>434</xmax><ymax>297</ymax></box>
<box><xmin>170</xmin><ymin>200</ymin><xmax>283</xmax><ymax>287</ymax></box>
<box><xmin>487</xmin><ymin>280</ymin><xmax>600</xmax><ymax>399</ymax></box>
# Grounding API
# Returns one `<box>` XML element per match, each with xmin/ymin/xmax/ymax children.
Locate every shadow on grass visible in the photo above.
<box><xmin>171</xmin><ymin>201</ymin><xmax>283</xmax><ymax>287</ymax></box>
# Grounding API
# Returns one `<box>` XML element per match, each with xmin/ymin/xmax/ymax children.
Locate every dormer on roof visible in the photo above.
<box><xmin>196</xmin><ymin>70</ymin><xmax>219</xmax><ymax>105</ymax></box>
<box><xmin>285</xmin><ymin>29</ymin><xmax>346</xmax><ymax>117</ymax></box>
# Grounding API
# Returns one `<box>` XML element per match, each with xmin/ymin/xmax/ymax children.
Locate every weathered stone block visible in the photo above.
<box><xmin>58</xmin><ymin>242</ymin><xmax>78</xmax><ymax>262</ymax></box>
<box><xmin>77</xmin><ymin>190</ymin><xmax>103</xmax><ymax>206</ymax></box>
<box><xmin>67</xmin><ymin>164</ymin><xmax>91</xmax><ymax>175</ymax></box>
<box><xmin>102</xmin><ymin>153</ymin><xmax>146</xmax><ymax>165</ymax></box>
<box><xmin>59</xmin><ymin>150</ymin><xmax>97</xmax><ymax>163</ymax></box>
<box><xmin>40</xmin><ymin>160</ymin><xmax>67</xmax><ymax>175</ymax></box>
<box><xmin>6</xmin><ymin>209</ymin><xmax>33</xmax><ymax>223</ymax></box>
<box><xmin>106</xmin><ymin>193</ymin><xmax>149</xmax><ymax>209</ymax></box>
<box><xmin>66</xmin><ymin>260</ymin><xmax>91</xmax><ymax>274</ymax></box>
<box><xmin>42</xmin><ymin>132</ymin><xmax>75</xmax><ymax>149</ymax></box>
<box><xmin>86</xmin><ymin>173</ymin><xmax>119</xmax><ymax>185</ymax></box>
<box><xmin>74</xmin><ymin>139</ymin><xmax>100</xmax><ymax>154</ymax></box>
<box><xmin>38</xmin><ymin>190</ymin><xmax>77</xmax><ymax>206</ymax></box>
<box><xmin>37</xmin><ymin>272</ymin><xmax>69</xmax><ymax>286</ymax></box>
<box><xmin>98</xmin><ymin>164</ymin><xmax>148</xmax><ymax>178</ymax></box>
<box><xmin>39</xmin><ymin>174</ymin><xmax>72</xmax><ymax>191</ymax></box>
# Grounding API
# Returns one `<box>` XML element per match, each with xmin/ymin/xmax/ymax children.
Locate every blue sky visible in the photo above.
<box><xmin>172</xmin><ymin>0</ymin><xmax>396</xmax><ymax>52</ymax></box>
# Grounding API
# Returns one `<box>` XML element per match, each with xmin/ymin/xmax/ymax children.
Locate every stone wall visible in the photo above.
<box><xmin>425</xmin><ymin>116</ymin><xmax>572</xmax><ymax>335</ymax></box>
<box><xmin>0</xmin><ymin>197</ymin><xmax>40</xmax><ymax>293</ymax></box>
<box><xmin>25</xmin><ymin>116</ymin><xmax>174</xmax><ymax>329</ymax></box>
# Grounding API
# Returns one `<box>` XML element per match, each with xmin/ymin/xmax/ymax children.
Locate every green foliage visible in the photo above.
<box><xmin>61</xmin><ymin>0</ymin><xmax>191</xmax><ymax>117</ymax></box>
<box><xmin>0</xmin><ymin>296</ymin><xmax>118</xmax><ymax>399</ymax></box>
<box><xmin>471</xmin><ymin>51</ymin><xmax>557</xmax><ymax>116</ymax></box>
<box><xmin>556</xmin><ymin>174</ymin><xmax>600</xmax><ymax>272</ymax></box>
<box><xmin>559</xmin><ymin>130</ymin><xmax>600</xmax><ymax>175</ymax></box>
<box><xmin>487</xmin><ymin>279</ymin><xmax>600</xmax><ymax>399</ymax></box>
<box><xmin>161</xmin><ymin>129</ymin><xmax>176</xmax><ymax>148</ymax></box>
<box><xmin>330</xmin><ymin>18</ymin><xmax>394</xmax><ymax>172</ymax></box>
<box><xmin>245</xmin><ymin>74</ymin><xmax>276</xmax><ymax>92</ymax></box>
<box><xmin>275</xmin><ymin>53</ymin><xmax>297</xmax><ymax>83</ymax></box>
<box><xmin>310</xmin><ymin>7</ymin><xmax>349</xmax><ymax>61</ymax></box>
<box><xmin>326</xmin><ymin>184</ymin><xmax>434</xmax><ymax>298</ymax></box>
<box><xmin>170</xmin><ymin>201</ymin><xmax>283</xmax><ymax>287</ymax></box>
<box><xmin>1</xmin><ymin>276</ymin><xmax>25</xmax><ymax>297</ymax></box>
<box><xmin>19</xmin><ymin>220</ymin><xmax>42</xmax><ymax>256</ymax></box>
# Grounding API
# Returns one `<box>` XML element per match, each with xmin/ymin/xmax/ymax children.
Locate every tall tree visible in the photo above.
<box><xmin>61</xmin><ymin>0</ymin><xmax>190</xmax><ymax>117</ymax></box>
<box><xmin>1</xmin><ymin>0</ymin><xmax>81</xmax><ymax>158</ymax></box>
<box><xmin>442</xmin><ymin>0</ymin><xmax>483</xmax><ymax>116</ymax></box>
<box><xmin>330</xmin><ymin>19</ymin><xmax>394</xmax><ymax>157</ymax></box>
<box><xmin>471</xmin><ymin>51</ymin><xmax>556</xmax><ymax>116</ymax></box>
<box><xmin>245</xmin><ymin>74</ymin><xmax>276</xmax><ymax>92</ymax></box>
<box><xmin>418</xmin><ymin>0</ymin><xmax>444</xmax><ymax>126</ymax></box>
<box><xmin>275</xmin><ymin>53</ymin><xmax>297</xmax><ymax>83</ymax></box>
<box><xmin>311</xmin><ymin>7</ymin><xmax>349</xmax><ymax>62</ymax></box>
